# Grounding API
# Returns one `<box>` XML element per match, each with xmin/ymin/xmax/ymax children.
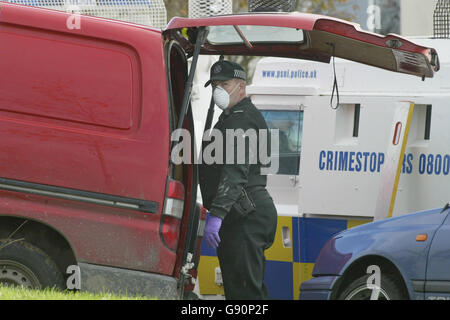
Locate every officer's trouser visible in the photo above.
<box><xmin>217</xmin><ymin>188</ymin><xmax>277</xmax><ymax>300</ymax></box>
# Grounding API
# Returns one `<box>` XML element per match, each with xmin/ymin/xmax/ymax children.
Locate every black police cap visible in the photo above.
<box><xmin>204</xmin><ymin>60</ymin><xmax>246</xmax><ymax>87</ymax></box>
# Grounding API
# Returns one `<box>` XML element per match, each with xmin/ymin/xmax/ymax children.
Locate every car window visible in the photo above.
<box><xmin>261</xmin><ymin>110</ymin><xmax>303</xmax><ymax>175</ymax></box>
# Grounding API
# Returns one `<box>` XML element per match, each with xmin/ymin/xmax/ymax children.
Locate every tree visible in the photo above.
<box><xmin>164</xmin><ymin>0</ymin><xmax>356</xmax><ymax>24</ymax></box>
<box><xmin>163</xmin><ymin>0</ymin><xmax>188</xmax><ymax>23</ymax></box>
<box><xmin>234</xmin><ymin>0</ymin><xmax>355</xmax><ymax>20</ymax></box>
<box><xmin>297</xmin><ymin>0</ymin><xmax>356</xmax><ymax>20</ymax></box>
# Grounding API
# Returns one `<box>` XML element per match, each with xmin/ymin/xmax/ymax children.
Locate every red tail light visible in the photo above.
<box><xmin>161</xmin><ymin>179</ymin><xmax>185</xmax><ymax>251</ymax></box>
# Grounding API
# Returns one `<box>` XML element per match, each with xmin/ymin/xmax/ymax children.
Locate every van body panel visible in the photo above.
<box><xmin>0</xmin><ymin>2</ymin><xmax>178</xmax><ymax>275</ymax></box>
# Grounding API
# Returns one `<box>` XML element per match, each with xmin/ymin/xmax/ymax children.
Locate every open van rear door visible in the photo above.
<box><xmin>164</xmin><ymin>12</ymin><xmax>439</xmax><ymax>79</ymax></box>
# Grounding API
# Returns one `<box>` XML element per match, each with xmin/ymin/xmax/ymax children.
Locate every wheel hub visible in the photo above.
<box><xmin>0</xmin><ymin>260</ymin><xmax>41</xmax><ymax>289</ymax></box>
<box><xmin>345</xmin><ymin>285</ymin><xmax>390</xmax><ymax>300</ymax></box>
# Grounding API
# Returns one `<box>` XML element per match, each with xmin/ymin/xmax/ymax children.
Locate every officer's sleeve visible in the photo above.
<box><xmin>209</xmin><ymin>115</ymin><xmax>252</xmax><ymax>220</ymax></box>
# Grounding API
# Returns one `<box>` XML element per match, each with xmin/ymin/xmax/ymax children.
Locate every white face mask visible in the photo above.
<box><xmin>213</xmin><ymin>83</ymin><xmax>240</xmax><ymax>110</ymax></box>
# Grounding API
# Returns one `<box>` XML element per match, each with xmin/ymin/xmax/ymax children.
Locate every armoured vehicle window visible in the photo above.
<box><xmin>261</xmin><ymin>110</ymin><xmax>303</xmax><ymax>175</ymax></box>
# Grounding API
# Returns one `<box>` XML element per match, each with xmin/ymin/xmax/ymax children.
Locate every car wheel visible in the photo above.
<box><xmin>0</xmin><ymin>240</ymin><xmax>65</xmax><ymax>290</ymax></box>
<box><xmin>338</xmin><ymin>273</ymin><xmax>407</xmax><ymax>300</ymax></box>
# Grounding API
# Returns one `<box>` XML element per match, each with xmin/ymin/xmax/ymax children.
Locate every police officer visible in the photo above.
<box><xmin>200</xmin><ymin>60</ymin><xmax>277</xmax><ymax>300</ymax></box>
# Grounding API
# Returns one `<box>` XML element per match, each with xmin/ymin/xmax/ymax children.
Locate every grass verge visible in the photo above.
<box><xmin>0</xmin><ymin>285</ymin><xmax>152</xmax><ymax>300</ymax></box>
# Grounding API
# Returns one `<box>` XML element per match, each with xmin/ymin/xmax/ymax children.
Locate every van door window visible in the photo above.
<box><xmin>261</xmin><ymin>110</ymin><xmax>303</xmax><ymax>175</ymax></box>
<box><xmin>207</xmin><ymin>25</ymin><xmax>305</xmax><ymax>45</ymax></box>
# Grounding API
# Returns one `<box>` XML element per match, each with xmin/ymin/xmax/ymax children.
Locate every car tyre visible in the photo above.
<box><xmin>338</xmin><ymin>273</ymin><xmax>407</xmax><ymax>300</ymax></box>
<box><xmin>0</xmin><ymin>239</ymin><xmax>65</xmax><ymax>290</ymax></box>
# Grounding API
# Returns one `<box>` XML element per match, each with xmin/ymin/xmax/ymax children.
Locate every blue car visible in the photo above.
<box><xmin>300</xmin><ymin>203</ymin><xmax>450</xmax><ymax>300</ymax></box>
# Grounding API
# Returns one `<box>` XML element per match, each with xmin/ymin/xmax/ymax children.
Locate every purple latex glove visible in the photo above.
<box><xmin>204</xmin><ymin>212</ymin><xmax>222</xmax><ymax>249</ymax></box>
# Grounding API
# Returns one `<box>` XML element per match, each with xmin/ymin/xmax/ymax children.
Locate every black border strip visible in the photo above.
<box><xmin>0</xmin><ymin>177</ymin><xmax>158</xmax><ymax>213</ymax></box>
<box><xmin>353</xmin><ymin>104</ymin><xmax>360</xmax><ymax>138</ymax></box>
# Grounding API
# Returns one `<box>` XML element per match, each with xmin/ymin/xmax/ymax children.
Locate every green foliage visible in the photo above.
<box><xmin>164</xmin><ymin>0</ymin><xmax>355</xmax><ymax>22</ymax></box>
<box><xmin>297</xmin><ymin>0</ymin><xmax>356</xmax><ymax>21</ymax></box>
<box><xmin>163</xmin><ymin>0</ymin><xmax>188</xmax><ymax>23</ymax></box>
<box><xmin>234</xmin><ymin>0</ymin><xmax>355</xmax><ymax>20</ymax></box>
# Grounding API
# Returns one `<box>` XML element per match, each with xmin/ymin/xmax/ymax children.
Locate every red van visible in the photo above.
<box><xmin>0</xmin><ymin>1</ymin><xmax>439</xmax><ymax>299</ymax></box>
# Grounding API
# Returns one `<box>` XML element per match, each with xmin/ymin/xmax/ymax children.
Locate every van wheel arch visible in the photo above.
<box><xmin>331</xmin><ymin>255</ymin><xmax>410</xmax><ymax>300</ymax></box>
<box><xmin>0</xmin><ymin>216</ymin><xmax>78</xmax><ymax>287</ymax></box>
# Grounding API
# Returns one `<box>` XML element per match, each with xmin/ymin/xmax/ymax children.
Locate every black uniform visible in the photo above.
<box><xmin>200</xmin><ymin>97</ymin><xmax>277</xmax><ymax>300</ymax></box>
